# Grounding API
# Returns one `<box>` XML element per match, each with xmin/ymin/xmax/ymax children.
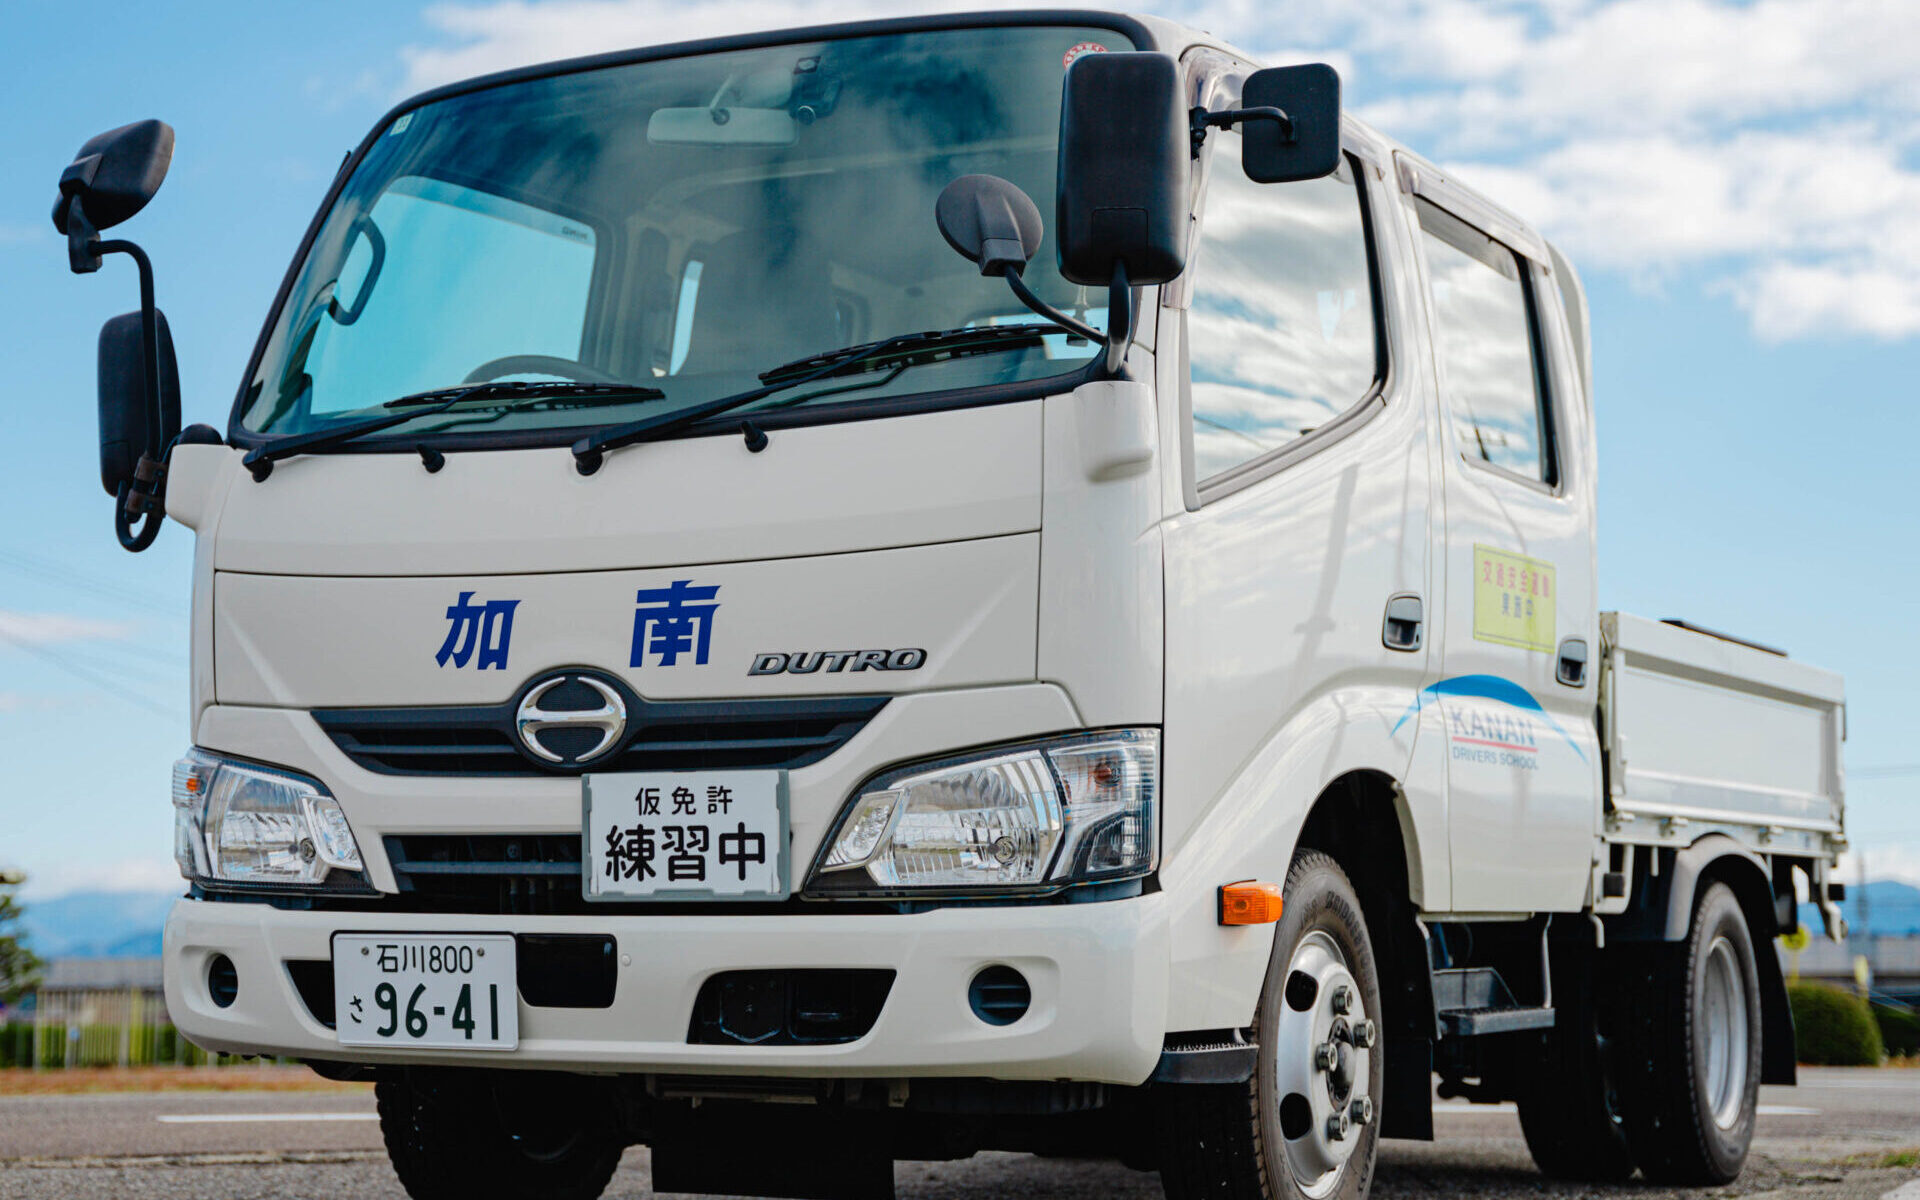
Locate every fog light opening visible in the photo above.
<box><xmin>967</xmin><ymin>964</ymin><xmax>1031</xmax><ymax>1026</ymax></box>
<box><xmin>207</xmin><ymin>954</ymin><xmax>239</xmax><ymax>1009</ymax></box>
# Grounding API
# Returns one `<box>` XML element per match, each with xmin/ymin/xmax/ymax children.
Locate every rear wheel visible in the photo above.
<box><xmin>1515</xmin><ymin>960</ymin><xmax>1634</xmax><ymax>1182</ymax></box>
<box><xmin>1160</xmin><ymin>850</ymin><xmax>1382</xmax><ymax>1200</ymax></box>
<box><xmin>1625</xmin><ymin>881</ymin><xmax>1763</xmax><ymax>1184</ymax></box>
<box><xmin>377</xmin><ymin>1069</ymin><xmax>623</xmax><ymax>1200</ymax></box>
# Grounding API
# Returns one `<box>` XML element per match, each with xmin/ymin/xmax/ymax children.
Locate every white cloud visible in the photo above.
<box><xmin>0</xmin><ymin>611</ymin><xmax>135</xmax><ymax>645</ymax></box>
<box><xmin>1839</xmin><ymin>844</ymin><xmax>1920</xmax><ymax>890</ymax></box>
<box><xmin>16</xmin><ymin>856</ymin><xmax>182</xmax><ymax>900</ymax></box>
<box><xmin>0</xmin><ymin>221</ymin><xmax>50</xmax><ymax>248</ymax></box>
<box><xmin>395</xmin><ymin>0</ymin><xmax>1920</xmax><ymax>340</ymax></box>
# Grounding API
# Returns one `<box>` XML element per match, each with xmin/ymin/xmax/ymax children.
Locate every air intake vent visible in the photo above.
<box><xmin>967</xmin><ymin>964</ymin><xmax>1031</xmax><ymax>1026</ymax></box>
<box><xmin>317</xmin><ymin>692</ymin><xmax>886</xmax><ymax>776</ymax></box>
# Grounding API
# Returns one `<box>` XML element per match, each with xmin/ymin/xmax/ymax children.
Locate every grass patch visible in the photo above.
<box><xmin>1879</xmin><ymin>1148</ymin><xmax>1920</xmax><ymax>1169</ymax></box>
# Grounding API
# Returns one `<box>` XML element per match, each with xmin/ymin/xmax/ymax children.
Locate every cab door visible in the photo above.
<box><xmin>1404</xmin><ymin>162</ymin><xmax>1601</xmax><ymax>913</ymax></box>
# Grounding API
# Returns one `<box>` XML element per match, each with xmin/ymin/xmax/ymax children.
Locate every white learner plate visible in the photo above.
<box><xmin>583</xmin><ymin>770</ymin><xmax>787</xmax><ymax>901</ymax></box>
<box><xmin>332</xmin><ymin>933</ymin><xmax>518</xmax><ymax>1051</ymax></box>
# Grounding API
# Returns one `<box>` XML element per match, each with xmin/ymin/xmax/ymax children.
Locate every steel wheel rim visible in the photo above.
<box><xmin>1701</xmin><ymin>935</ymin><xmax>1749</xmax><ymax>1130</ymax></box>
<box><xmin>1273</xmin><ymin>929</ymin><xmax>1371</xmax><ymax>1198</ymax></box>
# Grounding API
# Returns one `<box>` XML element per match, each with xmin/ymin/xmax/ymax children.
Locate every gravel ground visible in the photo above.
<box><xmin>0</xmin><ymin>1069</ymin><xmax>1914</xmax><ymax>1199</ymax></box>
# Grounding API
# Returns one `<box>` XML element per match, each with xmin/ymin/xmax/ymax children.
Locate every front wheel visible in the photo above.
<box><xmin>376</xmin><ymin>1069</ymin><xmax>624</xmax><ymax>1200</ymax></box>
<box><xmin>1626</xmin><ymin>881</ymin><xmax>1764</xmax><ymax>1184</ymax></box>
<box><xmin>1160</xmin><ymin>850</ymin><xmax>1383</xmax><ymax>1200</ymax></box>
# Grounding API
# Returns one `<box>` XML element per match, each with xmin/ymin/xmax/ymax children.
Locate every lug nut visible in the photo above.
<box><xmin>1314</xmin><ymin>1043</ymin><xmax>1338</xmax><ymax>1071</ymax></box>
<box><xmin>1351</xmin><ymin>1096</ymin><xmax>1374</xmax><ymax>1126</ymax></box>
<box><xmin>1331</xmin><ymin>985</ymin><xmax>1354</xmax><ymax>1015</ymax></box>
<box><xmin>1326</xmin><ymin>1111</ymin><xmax>1350</xmax><ymax>1142</ymax></box>
<box><xmin>1350</xmin><ymin>1019</ymin><xmax>1378</xmax><ymax>1049</ymax></box>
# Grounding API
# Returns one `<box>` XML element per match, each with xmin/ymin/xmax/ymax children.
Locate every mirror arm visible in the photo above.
<box><xmin>999</xmin><ymin>268</ymin><xmax>1105</xmax><ymax>343</ymax></box>
<box><xmin>1103</xmin><ymin>261</ymin><xmax>1133</xmax><ymax>377</ymax></box>
<box><xmin>996</xmin><ymin>264</ymin><xmax>1134</xmax><ymax>378</ymax></box>
<box><xmin>1189</xmin><ymin>104</ymin><xmax>1293</xmax><ymax>155</ymax></box>
<box><xmin>91</xmin><ymin>237</ymin><xmax>171</xmax><ymax>550</ymax></box>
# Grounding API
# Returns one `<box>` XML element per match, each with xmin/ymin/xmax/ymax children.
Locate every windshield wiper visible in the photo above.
<box><xmin>756</xmin><ymin>323</ymin><xmax>1062</xmax><ymax>385</ymax></box>
<box><xmin>384</xmin><ymin>380</ymin><xmax>665</xmax><ymax>408</ymax></box>
<box><xmin>244</xmin><ymin>381</ymin><xmax>666</xmax><ymax>481</ymax></box>
<box><xmin>570</xmin><ymin>324</ymin><xmax>1060</xmax><ymax>475</ymax></box>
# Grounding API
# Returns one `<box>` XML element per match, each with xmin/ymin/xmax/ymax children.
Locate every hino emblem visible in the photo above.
<box><xmin>514</xmin><ymin>673</ymin><xmax>628</xmax><ymax>765</ymax></box>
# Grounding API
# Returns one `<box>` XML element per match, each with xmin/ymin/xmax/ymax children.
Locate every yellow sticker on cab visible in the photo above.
<box><xmin>1473</xmin><ymin>545</ymin><xmax>1555</xmax><ymax>652</ymax></box>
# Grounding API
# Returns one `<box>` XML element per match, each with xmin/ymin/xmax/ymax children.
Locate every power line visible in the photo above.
<box><xmin>0</xmin><ymin>548</ymin><xmax>188</xmax><ymax>619</ymax></box>
<box><xmin>1853</xmin><ymin>764</ymin><xmax>1920</xmax><ymax>781</ymax></box>
<box><xmin>0</xmin><ymin>627</ymin><xmax>178</xmax><ymax>719</ymax></box>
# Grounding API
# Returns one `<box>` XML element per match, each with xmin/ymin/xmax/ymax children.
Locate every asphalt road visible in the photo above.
<box><xmin>1</xmin><ymin>1069</ymin><xmax>1915</xmax><ymax>1199</ymax></box>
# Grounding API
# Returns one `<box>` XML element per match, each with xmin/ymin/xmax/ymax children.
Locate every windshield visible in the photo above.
<box><xmin>237</xmin><ymin>24</ymin><xmax>1129</xmax><ymax>445</ymax></box>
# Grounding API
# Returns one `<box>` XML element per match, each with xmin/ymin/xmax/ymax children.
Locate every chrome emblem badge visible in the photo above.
<box><xmin>514</xmin><ymin>674</ymin><xmax>627</xmax><ymax>766</ymax></box>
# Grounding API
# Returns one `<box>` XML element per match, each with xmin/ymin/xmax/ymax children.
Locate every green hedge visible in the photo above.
<box><xmin>1789</xmin><ymin>983</ymin><xmax>1884</xmax><ymax>1065</ymax></box>
<box><xmin>1875</xmin><ymin>1003</ymin><xmax>1920</xmax><ymax>1059</ymax></box>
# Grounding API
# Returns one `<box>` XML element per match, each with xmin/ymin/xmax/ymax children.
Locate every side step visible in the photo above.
<box><xmin>1438</xmin><ymin>1006</ymin><xmax>1555</xmax><ymax>1036</ymax></box>
<box><xmin>1431</xmin><ymin>966</ymin><xmax>1555</xmax><ymax>1036</ymax></box>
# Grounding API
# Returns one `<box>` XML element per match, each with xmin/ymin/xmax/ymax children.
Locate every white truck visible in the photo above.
<box><xmin>50</xmin><ymin>11</ymin><xmax>1849</xmax><ymax>1200</ymax></box>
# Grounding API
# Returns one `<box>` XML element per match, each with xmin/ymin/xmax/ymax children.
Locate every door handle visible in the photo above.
<box><xmin>1382</xmin><ymin>594</ymin><xmax>1423</xmax><ymax>652</ymax></box>
<box><xmin>1557</xmin><ymin>637</ymin><xmax>1589</xmax><ymax>687</ymax></box>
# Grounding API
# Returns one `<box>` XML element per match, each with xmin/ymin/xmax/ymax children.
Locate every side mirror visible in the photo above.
<box><xmin>98</xmin><ymin>310</ymin><xmax>181</xmax><ymax>498</ymax></box>
<box><xmin>52</xmin><ymin>120</ymin><xmax>178</xmax><ymax>552</ymax></box>
<box><xmin>51</xmin><ymin>120</ymin><xmax>174</xmax><ymax>274</ymax></box>
<box><xmin>1055</xmin><ymin>52</ymin><xmax>1190</xmax><ymax>288</ymax></box>
<box><xmin>1240</xmin><ymin>64</ymin><xmax>1342</xmax><ymax>183</ymax></box>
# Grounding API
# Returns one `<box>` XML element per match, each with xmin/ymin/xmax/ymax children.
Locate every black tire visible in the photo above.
<box><xmin>1160</xmin><ymin>850</ymin><xmax>1383</xmax><ymax>1200</ymax></box>
<box><xmin>1515</xmin><ymin>956</ymin><xmax>1635</xmax><ymax>1182</ymax></box>
<box><xmin>377</xmin><ymin>1070</ymin><xmax>623</xmax><ymax>1200</ymax></box>
<box><xmin>1624</xmin><ymin>881</ymin><xmax>1764</xmax><ymax>1184</ymax></box>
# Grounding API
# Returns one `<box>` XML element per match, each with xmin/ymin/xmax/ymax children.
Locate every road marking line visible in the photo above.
<box><xmin>1431</xmin><ymin>1103</ymin><xmax>1819</xmax><ymax>1117</ymax></box>
<box><xmin>157</xmin><ymin>1113</ymin><xmax>378</xmax><ymax>1124</ymax></box>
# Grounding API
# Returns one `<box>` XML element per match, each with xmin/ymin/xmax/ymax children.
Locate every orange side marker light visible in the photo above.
<box><xmin>1218</xmin><ymin>881</ymin><xmax>1285</xmax><ymax>926</ymax></box>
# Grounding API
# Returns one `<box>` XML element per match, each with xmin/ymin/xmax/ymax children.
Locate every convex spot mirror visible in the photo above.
<box><xmin>1240</xmin><ymin>64</ymin><xmax>1343</xmax><ymax>184</ymax></box>
<box><xmin>51</xmin><ymin>120</ymin><xmax>174</xmax><ymax>270</ymax></box>
<box><xmin>935</xmin><ymin>174</ymin><xmax>1044</xmax><ymax>277</ymax></box>
<box><xmin>1056</xmin><ymin>51</ymin><xmax>1190</xmax><ymax>287</ymax></box>
<box><xmin>98</xmin><ymin>309</ymin><xmax>180</xmax><ymax>497</ymax></box>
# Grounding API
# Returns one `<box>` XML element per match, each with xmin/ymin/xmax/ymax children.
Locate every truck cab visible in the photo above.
<box><xmin>51</xmin><ymin>11</ymin><xmax>1847</xmax><ymax>1200</ymax></box>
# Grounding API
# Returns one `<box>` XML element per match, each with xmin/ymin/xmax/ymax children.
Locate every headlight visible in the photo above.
<box><xmin>172</xmin><ymin>750</ymin><xmax>367</xmax><ymax>889</ymax></box>
<box><xmin>809</xmin><ymin>729</ymin><xmax>1158</xmax><ymax>896</ymax></box>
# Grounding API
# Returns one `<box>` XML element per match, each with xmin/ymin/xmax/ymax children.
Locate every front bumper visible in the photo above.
<box><xmin>163</xmin><ymin>892</ymin><xmax>1170</xmax><ymax>1085</ymax></box>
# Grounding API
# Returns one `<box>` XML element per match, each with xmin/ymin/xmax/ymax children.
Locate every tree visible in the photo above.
<box><xmin>0</xmin><ymin>872</ymin><xmax>42</xmax><ymax>1006</ymax></box>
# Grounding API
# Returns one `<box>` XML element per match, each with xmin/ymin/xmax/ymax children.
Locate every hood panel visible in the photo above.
<box><xmin>213</xmin><ymin>402</ymin><xmax>1041</xmax><ymax>576</ymax></box>
<box><xmin>214</xmin><ymin>534</ymin><xmax>1039</xmax><ymax>707</ymax></box>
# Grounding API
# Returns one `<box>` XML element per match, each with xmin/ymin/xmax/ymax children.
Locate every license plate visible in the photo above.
<box><xmin>332</xmin><ymin>933</ymin><xmax>518</xmax><ymax>1050</ymax></box>
<box><xmin>583</xmin><ymin>770</ymin><xmax>787</xmax><ymax>901</ymax></box>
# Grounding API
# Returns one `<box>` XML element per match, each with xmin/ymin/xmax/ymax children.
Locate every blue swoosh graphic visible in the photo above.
<box><xmin>1391</xmin><ymin>673</ymin><xmax>1587</xmax><ymax>762</ymax></box>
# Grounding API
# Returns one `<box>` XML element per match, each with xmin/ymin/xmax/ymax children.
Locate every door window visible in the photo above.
<box><xmin>1187</xmin><ymin>147</ymin><xmax>1383</xmax><ymax>483</ymax></box>
<box><xmin>1418</xmin><ymin>200</ymin><xmax>1556</xmax><ymax>485</ymax></box>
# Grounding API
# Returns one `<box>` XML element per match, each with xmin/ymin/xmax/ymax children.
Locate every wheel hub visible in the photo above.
<box><xmin>1274</xmin><ymin>931</ymin><xmax>1373</xmax><ymax>1198</ymax></box>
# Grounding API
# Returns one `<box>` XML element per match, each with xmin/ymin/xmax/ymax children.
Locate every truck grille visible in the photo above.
<box><xmin>386</xmin><ymin>834</ymin><xmax>589</xmax><ymax>916</ymax></box>
<box><xmin>316</xmin><ymin>693</ymin><xmax>886</xmax><ymax>776</ymax></box>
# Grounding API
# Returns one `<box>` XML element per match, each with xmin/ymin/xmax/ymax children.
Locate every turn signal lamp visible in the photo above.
<box><xmin>1219</xmin><ymin>881</ymin><xmax>1285</xmax><ymax>925</ymax></box>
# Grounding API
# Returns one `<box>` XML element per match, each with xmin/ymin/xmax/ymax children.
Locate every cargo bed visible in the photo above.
<box><xmin>1598</xmin><ymin>612</ymin><xmax>1845</xmax><ymax>879</ymax></box>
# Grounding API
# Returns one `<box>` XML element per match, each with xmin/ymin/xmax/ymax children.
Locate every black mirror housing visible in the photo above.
<box><xmin>935</xmin><ymin>175</ymin><xmax>1043</xmax><ymax>277</ymax></box>
<box><xmin>1241</xmin><ymin>65</ymin><xmax>1342</xmax><ymax>184</ymax></box>
<box><xmin>98</xmin><ymin>309</ymin><xmax>180</xmax><ymax>498</ymax></box>
<box><xmin>53</xmin><ymin>120</ymin><xmax>174</xmax><ymax>239</ymax></box>
<box><xmin>1056</xmin><ymin>52</ymin><xmax>1190</xmax><ymax>287</ymax></box>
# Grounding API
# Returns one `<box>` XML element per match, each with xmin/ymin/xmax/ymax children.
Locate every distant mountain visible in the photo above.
<box><xmin>18</xmin><ymin>889</ymin><xmax>180</xmax><ymax>958</ymax></box>
<box><xmin>1798</xmin><ymin>879</ymin><xmax>1920</xmax><ymax>937</ymax></box>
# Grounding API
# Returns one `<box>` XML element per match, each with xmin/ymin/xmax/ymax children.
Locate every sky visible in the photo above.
<box><xmin>0</xmin><ymin>0</ymin><xmax>1916</xmax><ymax>899</ymax></box>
